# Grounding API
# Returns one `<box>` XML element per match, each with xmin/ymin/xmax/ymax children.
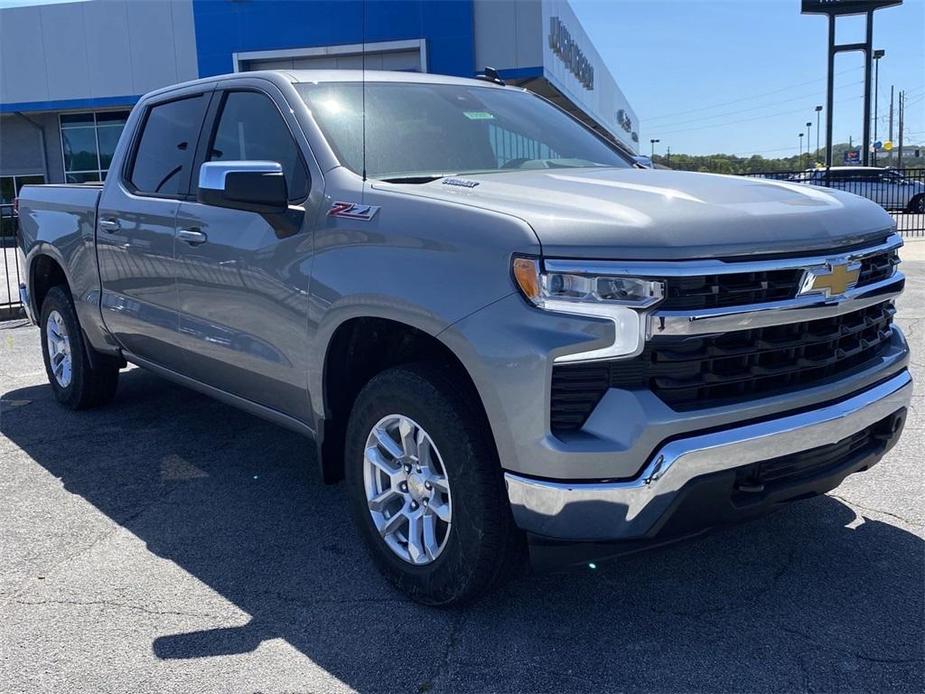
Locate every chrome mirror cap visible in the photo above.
<box><xmin>198</xmin><ymin>160</ymin><xmax>283</xmax><ymax>191</ymax></box>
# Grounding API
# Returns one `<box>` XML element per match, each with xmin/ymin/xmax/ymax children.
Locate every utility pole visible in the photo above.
<box><xmin>889</xmin><ymin>85</ymin><xmax>895</xmax><ymax>165</ymax></box>
<box><xmin>897</xmin><ymin>90</ymin><xmax>905</xmax><ymax>168</ymax></box>
<box><xmin>666</xmin><ymin>145</ymin><xmax>671</xmax><ymax>167</ymax></box>
<box><xmin>799</xmin><ymin>133</ymin><xmax>804</xmax><ymax>168</ymax></box>
<box><xmin>872</xmin><ymin>49</ymin><xmax>884</xmax><ymax>164</ymax></box>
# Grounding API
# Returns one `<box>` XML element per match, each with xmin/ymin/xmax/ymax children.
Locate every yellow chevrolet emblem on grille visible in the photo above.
<box><xmin>800</xmin><ymin>261</ymin><xmax>861</xmax><ymax>298</ymax></box>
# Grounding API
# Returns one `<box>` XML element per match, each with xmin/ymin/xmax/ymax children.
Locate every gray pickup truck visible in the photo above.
<box><xmin>17</xmin><ymin>70</ymin><xmax>911</xmax><ymax>604</ymax></box>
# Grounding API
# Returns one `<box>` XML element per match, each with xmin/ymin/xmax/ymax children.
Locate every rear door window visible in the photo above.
<box><xmin>129</xmin><ymin>94</ymin><xmax>209</xmax><ymax>197</ymax></box>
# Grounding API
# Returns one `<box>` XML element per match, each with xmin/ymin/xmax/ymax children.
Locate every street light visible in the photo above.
<box><xmin>873</xmin><ymin>49</ymin><xmax>885</xmax><ymax>164</ymax></box>
<box><xmin>650</xmin><ymin>138</ymin><xmax>660</xmax><ymax>159</ymax></box>
<box><xmin>815</xmin><ymin>106</ymin><xmax>823</xmax><ymax>164</ymax></box>
<box><xmin>806</xmin><ymin>122</ymin><xmax>813</xmax><ymax>165</ymax></box>
<box><xmin>799</xmin><ymin>132</ymin><xmax>805</xmax><ymax>169</ymax></box>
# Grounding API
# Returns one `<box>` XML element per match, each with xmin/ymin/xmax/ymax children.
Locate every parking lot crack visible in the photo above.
<box><xmin>781</xmin><ymin>626</ymin><xmax>925</xmax><ymax>665</ymax></box>
<box><xmin>13</xmin><ymin>597</ymin><xmax>224</xmax><ymax>621</ymax></box>
<box><xmin>828</xmin><ymin>493</ymin><xmax>921</xmax><ymax>526</ymax></box>
<box><xmin>0</xmin><ymin>483</ymin><xmax>187</xmax><ymax>611</ymax></box>
<box><xmin>430</xmin><ymin>610</ymin><xmax>465</xmax><ymax>692</ymax></box>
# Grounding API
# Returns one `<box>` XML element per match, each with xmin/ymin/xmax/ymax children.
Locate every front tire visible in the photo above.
<box><xmin>40</xmin><ymin>285</ymin><xmax>120</xmax><ymax>409</ymax></box>
<box><xmin>345</xmin><ymin>364</ymin><xmax>523</xmax><ymax>605</ymax></box>
<box><xmin>908</xmin><ymin>194</ymin><xmax>925</xmax><ymax>214</ymax></box>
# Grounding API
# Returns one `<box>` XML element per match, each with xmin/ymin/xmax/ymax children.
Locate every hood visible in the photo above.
<box><xmin>375</xmin><ymin>168</ymin><xmax>894</xmax><ymax>260</ymax></box>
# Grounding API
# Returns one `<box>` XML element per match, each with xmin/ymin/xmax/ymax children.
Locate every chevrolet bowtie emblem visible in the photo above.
<box><xmin>799</xmin><ymin>261</ymin><xmax>861</xmax><ymax>298</ymax></box>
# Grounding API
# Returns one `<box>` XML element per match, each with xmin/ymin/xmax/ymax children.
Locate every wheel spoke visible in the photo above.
<box><xmin>368</xmin><ymin>488</ymin><xmax>400</xmax><ymax>512</ymax></box>
<box><xmin>398</xmin><ymin>418</ymin><xmax>417</xmax><ymax>458</ymax></box>
<box><xmin>422</xmin><ymin>513</ymin><xmax>440</xmax><ymax>561</ymax></box>
<box><xmin>430</xmin><ymin>474</ymin><xmax>450</xmax><ymax>494</ymax></box>
<box><xmin>406</xmin><ymin>513</ymin><xmax>425</xmax><ymax>563</ymax></box>
<box><xmin>428</xmin><ymin>499</ymin><xmax>451</xmax><ymax>523</ymax></box>
<box><xmin>379</xmin><ymin>509</ymin><xmax>407</xmax><ymax>538</ymax></box>
<box><xmin>365</xmin><ymin>446</ymin><xmax>402</xmax><ymax>485</ymax></box>
<box><xmin>417</xmin><ymin>433</ymin><xmax>433</xmax><ymax>469</ymax></box>
<box><xmin>373</xmin><ymin>427</ymin><xmax>404</xmax><ymax>460</ymax></box>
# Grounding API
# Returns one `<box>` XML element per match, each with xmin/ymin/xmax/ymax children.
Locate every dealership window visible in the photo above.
<box><xmin>487</xmin><ymin>123</ymin><xmax>556</xmax><ymax>168</ymax></box>
<box><xmin>60</xmin><ymin>111</ymin><xmax>130</xmax><ymax>183</ymax></box>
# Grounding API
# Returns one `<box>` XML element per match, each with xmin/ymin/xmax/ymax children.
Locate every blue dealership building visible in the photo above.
<box><xmin>0</xmin><ymin>0</ymin><xmax>639</xmax><ymax>202</ymax></box>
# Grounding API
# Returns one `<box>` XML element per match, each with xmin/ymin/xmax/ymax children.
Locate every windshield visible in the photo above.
<box><xmin>296</xmin><ymin>81</ymin><xmax>632</xmax><ymax>180</ymax></box>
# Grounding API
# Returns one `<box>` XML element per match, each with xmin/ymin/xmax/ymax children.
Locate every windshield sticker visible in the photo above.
<box><xmin>463</xmin><ymin>111</ymin><xmax>495</xmax><ymax>120</ymax></box>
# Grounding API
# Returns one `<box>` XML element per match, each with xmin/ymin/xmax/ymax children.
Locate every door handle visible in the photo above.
<box><xmin>177</xmin><ymin>228</ymin><xmax>208</xmax><ymax>245</ymax></box>
<box><xmin>99</xmin><ymin>218</ymin><xmax>121</xmax><ymax>232</ymax></box>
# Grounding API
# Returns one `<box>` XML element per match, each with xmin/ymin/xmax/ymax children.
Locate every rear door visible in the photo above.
<box><xmin>173</xmin><ymin>82</ymin><xmax>322</xmax><ymax>421</ymax></box>
<box><xmin>97</xmin><ymin>88</ymin><xmax>211</xmax><ymax>368</ymax></box>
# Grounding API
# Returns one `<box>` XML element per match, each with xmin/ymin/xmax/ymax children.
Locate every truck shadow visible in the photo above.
<box><xmin>2</xmin><ymin>368</ymin><xmax>923</xmax><ymax>692</ymax></box>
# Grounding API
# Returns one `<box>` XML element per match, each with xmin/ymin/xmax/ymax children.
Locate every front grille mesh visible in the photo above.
<box><xmin>660</xmin><ymin>246</ymin><xmax>898</xmax><ymax>310</ymax></box>
<box><xmin>550</xmin><ymin>302</ymin><xmax>896</xmax><ymax>433</ymax></box>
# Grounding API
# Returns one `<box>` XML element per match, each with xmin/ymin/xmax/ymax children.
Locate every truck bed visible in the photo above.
<box><xmin>16</xmin><ymin>183</ymin><xmax>105</xmax><ymax>329</ymax></box>
<box><xmin>17</xmin><ymin>183</ymin><xmax>103</xmax><ymax>255</ymax></box>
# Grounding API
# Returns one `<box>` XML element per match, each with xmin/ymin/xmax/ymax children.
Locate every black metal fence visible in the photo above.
<box><xmin>1</xmin><ymin>205</ymin><xmax>24</xmax><ymax>320</ymax></box>
<box><xmin>740</xmin><ymin>168</ymin><xmax>925</xmax><ymax>238</ymax></box>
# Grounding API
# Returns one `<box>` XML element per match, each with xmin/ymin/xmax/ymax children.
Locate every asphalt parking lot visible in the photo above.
<box><xmin>1</xmin><ymin>250</ymin><xmax>923</xmax><ymax>693</ymax></box>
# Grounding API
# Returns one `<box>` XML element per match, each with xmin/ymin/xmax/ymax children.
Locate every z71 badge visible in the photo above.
<box><xmin>328</xmin><ymin>201</ymin><xmax>381</xmax><ymax>221</ymax></box>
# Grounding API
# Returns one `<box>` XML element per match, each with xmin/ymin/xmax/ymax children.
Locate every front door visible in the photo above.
<box><xmin>173</xmin><ymin>87</ymin><xmax>319</xmax><ymax>421</ymax></box>
<box><xmin>97</xmin><ymin>91</ymin><xmax>211</xmax><ymax>369</ymax></box>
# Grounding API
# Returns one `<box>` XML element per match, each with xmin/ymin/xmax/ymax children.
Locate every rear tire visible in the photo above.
<box><xmin>345</xmin><ymin>363</ymin><xmax>524</xmax><ymax>605</ymax></box>
<box><xmin>908</xmin><ymin>194</ymin><xmax>925</xmax><ymax>214</ymax></box>
<box><xmin>40</xmin><ymin>285</ymin><xmax>120</xmax><ymax>410</ymax></box>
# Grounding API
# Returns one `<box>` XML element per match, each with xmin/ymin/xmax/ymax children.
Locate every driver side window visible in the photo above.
<box><xmin>208</xmin><ymin>91</ymin><xmax>309</xmax><ymax>202</ymax></box>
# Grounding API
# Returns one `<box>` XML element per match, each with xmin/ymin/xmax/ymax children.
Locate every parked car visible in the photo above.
<box><xmin>791</xmin><ymin>166</ymin><xmax>925</xmax><ymax>212</ymax></box>
<box><xmin>16</xmin><ymin>71</ymin><xmax>911</xmax><ymax>604</ymax></box>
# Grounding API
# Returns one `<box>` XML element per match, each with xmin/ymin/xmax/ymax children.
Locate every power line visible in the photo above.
<box><xmin>650</xmin><ymin>80</ymin><xmax>863</xmax><ymax>130</ymax></box>
<box><xmin>653</xmin><ymin>94</ymin><xmax>865</xmax><ymax>138</ymax></box>
<box><xmin>642</xmin><ymin>66</ymin><xmax>863</xmax><ymax>122</ymax></box>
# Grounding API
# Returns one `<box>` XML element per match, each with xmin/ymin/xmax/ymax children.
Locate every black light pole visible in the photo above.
<box><xmin>815</xmin><ymin>105</ymin><xmax>823</xmax><ymax>162</ymax></box>
<box><xmin>650</xmin><ymin>138</ymin><xmax>660</xmax><ymax>159</ymax></box>
<box><xmin>799</xmin><ymin>133</ymin><xmax>805</xmax><ymax>169</ymax></box>
<box><xmin>872</xmin><ymin>49</ymin><xmax>884</xmax><ymax>164</ymax></box>
<box><xmin>806</xmin><ymin>122</ymin><xmax>813</xmax><ymax>164</ymax></box>
<box><xmin>801</xmin><ymin>1</ymin><xmax>902</xmax><ymax>167</ymax></box>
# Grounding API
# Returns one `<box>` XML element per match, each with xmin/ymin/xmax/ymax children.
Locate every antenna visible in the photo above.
<box><xmin>361</xmin><ymin>0</ymin><xmax>367</xmax><ymax>184</ymax></box>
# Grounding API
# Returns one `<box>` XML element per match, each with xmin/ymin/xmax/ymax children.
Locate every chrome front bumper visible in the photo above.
<box><xmin>505</xmin><ymin>370</ymin><xmax>912</xmax><ymax>541</ymax></box>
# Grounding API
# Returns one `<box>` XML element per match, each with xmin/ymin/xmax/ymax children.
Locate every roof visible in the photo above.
<box><xmin>138</xmin><ymin>68</ymin><xmax>514</xmax><ymax>105</ymax></box>
<box><xmin>282</xmin><ymin>69</ymin><xmax>508</xmax><ymax>89</ymax></box>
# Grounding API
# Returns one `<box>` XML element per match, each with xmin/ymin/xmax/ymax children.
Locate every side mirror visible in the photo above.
<box><xmin>198</xmin><ymin>161</ymin><xmax>288</xmax><ymax>214</ymax></box>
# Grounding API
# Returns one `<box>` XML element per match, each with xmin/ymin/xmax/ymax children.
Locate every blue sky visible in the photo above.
<box><xmin>571</xmin><ymin>0</ymin><xmax>925</xmax><ymax>157</ymax></box>
<box><xmin>2</xmin><ymin>0</ymin><xmax>921</xmax><ymax>158</ymax></box>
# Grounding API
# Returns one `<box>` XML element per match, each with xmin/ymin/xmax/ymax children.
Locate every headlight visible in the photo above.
<box><xmin>512</xmin><ymin>257</ymin><xmax>664</xmax><ymax>362</ymax></box>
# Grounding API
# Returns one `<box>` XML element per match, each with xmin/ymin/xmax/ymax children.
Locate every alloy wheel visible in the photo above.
<box><xmin>46</xmin><ymin>310</ymin><xmax>73</xmax><ymax>388</ymax></box>
<box><xmin>362</xmin><ymin>414</ymin><xmax>453</xmax><ymax>565</ymax></box>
